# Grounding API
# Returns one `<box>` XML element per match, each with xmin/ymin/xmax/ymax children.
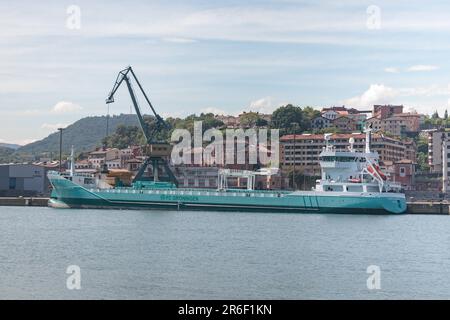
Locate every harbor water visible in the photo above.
<box><xmin>1</xmin><ymin>206</ymin><xmax>450</xmax><ymax>299</ymax></box>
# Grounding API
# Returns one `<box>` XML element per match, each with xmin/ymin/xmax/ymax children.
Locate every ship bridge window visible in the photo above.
<box><xmin>347</xmin><ymin>185</ymin><xmax>363</xmax><ymax>192</ymax></box>
<box><xmin>320</xmin><ymin>156</ymin><xmax>356</xmax><ymax>162</ymax></box>
<box><xmin>324</xmin><ymin>185</ymin><xmax>343</xmax><ymax>192</ymax></box>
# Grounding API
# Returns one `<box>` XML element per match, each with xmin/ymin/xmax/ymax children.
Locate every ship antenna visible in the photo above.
<box><xmin>324</xmin><ymin>133</ymin><xmax>332</xmax><ymax>151</ymax></box>
<box><xmin>70</xmin><ymin>145</ymin><xmax>75</xmax><ymax>177</ymax></box>
<box><xmin>364</xmin><ymin>124</ymin><xmax>372</xmax><ymax>153</ymax></box>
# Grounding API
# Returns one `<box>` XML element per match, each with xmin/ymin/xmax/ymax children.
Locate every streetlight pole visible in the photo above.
<box><xmin>293</xmin><ymin>133</ymin><xmax>296</xmax><ymax>190</ymax></box>
<box><xmin>58</xmin><ymin>128</ymin><xmax>64</xmax><ymax>172</ymax></box>
<box><xmin>291</xmin><ymin>122</ymin><xmax>299</xmax><ymax>190</ymax></box>
<box><xmin>442</xmin><ymin>133</ymin><xmax>447</xmax><ymax>195</ymax></box>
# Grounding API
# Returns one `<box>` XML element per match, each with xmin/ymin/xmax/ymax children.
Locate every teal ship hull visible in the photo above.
<box><xmin>48</xmin><ymin>172</ymin><xmax>407</xmax><ymax>214</ymax></box>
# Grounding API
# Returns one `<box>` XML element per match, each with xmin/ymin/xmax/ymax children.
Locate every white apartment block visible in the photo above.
<box><xmin>427</xmin><ymin>129</ymin><xmax>450</xmax><ymax>173</ymax></box>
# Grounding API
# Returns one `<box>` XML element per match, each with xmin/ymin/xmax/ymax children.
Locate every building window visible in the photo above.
<box><xmin>9</xmin><ymin>177</ymin><xmax>16</xmax><ymax>190</ymax></box>
<box><xmin>400</xmin><ymin>167</ymin><xmax>406</xmax><ymax>177</ymax></box>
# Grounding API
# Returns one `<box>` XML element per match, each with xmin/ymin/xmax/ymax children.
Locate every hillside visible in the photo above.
<box><xmin>0</xmin><ymin>146</ymin><xmax>18</xmax><ymax>163</ymax></box>
<box><xmin>0</xmin><ymin>143</ymin><xmax>21</xmax><ymax>150</ymax></box>
<box><xmin>17</xmin><ymin>114</ymin><xmax>139</xmax><ymax>156</ymax></box>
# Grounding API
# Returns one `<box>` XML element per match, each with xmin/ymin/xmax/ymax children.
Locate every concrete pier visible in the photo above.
<box><xmin>406</xmin><ymin>201</ymin><xmax>450</xmax><ymax>215</ymax></box>
<box><xmin>0</xmin><ymin>197</ymin><xmax>49</xmax><ymax>207</ymax></box>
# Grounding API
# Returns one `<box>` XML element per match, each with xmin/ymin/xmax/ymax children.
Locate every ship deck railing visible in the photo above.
<box><xmin>89</xmin><ymin>187</ymin><xmax>291</xmax><ymax>198</ymax></box>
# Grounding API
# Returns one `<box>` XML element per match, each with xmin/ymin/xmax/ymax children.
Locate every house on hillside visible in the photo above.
<box><xmin>332</xmin><ymin>116</ymin><xmax>357</xmax><ymax>132</ymax></box>
<box><xmin>311</xmin><ymin>116</ymin><xmax>332</xmax><ymax>130</ymax></box>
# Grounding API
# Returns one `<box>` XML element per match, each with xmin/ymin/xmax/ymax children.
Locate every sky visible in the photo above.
<box><xmin>2</xmin><ymin>0</ymin><xmax>450</xmax><ymax>144</ymax></box>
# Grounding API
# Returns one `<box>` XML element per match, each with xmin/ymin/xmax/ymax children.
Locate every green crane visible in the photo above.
<box><xmin>106</xmin><ymin>66</ymin><xmax>178</xmax><ymax>187</ymax></box>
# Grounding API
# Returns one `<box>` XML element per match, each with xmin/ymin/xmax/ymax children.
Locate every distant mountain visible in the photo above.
<box><xmin>0</xmin><ymin>143</ymin><xmax>21</xmax><ymax>150</ymax></box>
<box><xmin>0</xmin><ymin>146</ymin><xmax>18</xmax><ymax>163</ymax></box>
<box><xmin>17</xmin><ymin>114</ymin><xmax>139</xmax><ymax>156</ymax></box>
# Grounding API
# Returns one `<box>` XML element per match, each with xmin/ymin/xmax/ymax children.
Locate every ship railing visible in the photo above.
<box><xmin>96</xmin><ymin>187</ymin><xmax>285</xmax><ymax>198</ymax></box>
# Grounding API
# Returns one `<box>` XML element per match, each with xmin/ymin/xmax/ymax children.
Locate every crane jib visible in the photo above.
<box><xmin>105</xmin><ymin>66</ymin><xmax>178</xmax><ymax>187</ymax></box>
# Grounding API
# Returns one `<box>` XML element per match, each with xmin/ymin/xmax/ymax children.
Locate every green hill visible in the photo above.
<box><xmin>0</xmin><ymin>146</ymin><xmax>19</xmax><ymax>163</ymax></box>
<box><xmin>17</xmin><ymin>114</ymin><xmax>139</xmax><ymax>156</ymax></box>
<box><xmin>0</xmin><ymin>143</ymin><xmax>21</xmax><ymax>150</ymax></box>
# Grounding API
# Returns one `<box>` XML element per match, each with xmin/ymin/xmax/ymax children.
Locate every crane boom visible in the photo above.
<box><xmin>106</xmin><ymin>66</ymin><xmax>167</xmax><ymax>144</ymax></box>
<box><xmin>105</xmin><ymin>66</ymin><xmax>178</xmax><ymax>186</ymax></box>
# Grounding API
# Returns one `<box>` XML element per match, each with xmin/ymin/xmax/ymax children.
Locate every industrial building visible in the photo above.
<box><xmin>0</xmin><ymin>164</ymin><xmax>51</xmax><ymax>196</ymax></box>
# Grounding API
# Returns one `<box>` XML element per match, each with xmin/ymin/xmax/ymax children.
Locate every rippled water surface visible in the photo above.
<box><xmin>0</xmin><ymin>206</ymin><xmax>449</xmax><ymax>299</ymax></box>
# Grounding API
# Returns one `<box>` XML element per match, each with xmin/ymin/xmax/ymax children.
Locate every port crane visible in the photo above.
<box><xmin>106</xmin><ymin>66</ymin><xmax>178</xmax><ymax>186</ymax></box>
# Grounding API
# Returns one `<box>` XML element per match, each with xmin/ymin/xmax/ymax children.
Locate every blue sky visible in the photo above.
<box><xmin>2</xmin><ymin>0</ymin><xmax>450</xmax><ymax>144</ymax></box>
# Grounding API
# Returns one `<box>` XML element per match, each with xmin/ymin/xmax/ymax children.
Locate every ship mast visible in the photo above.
<box><xmin>365</xmin><ymin>126</ymin><xmax>372</xmax><ymax>153</ymax></box>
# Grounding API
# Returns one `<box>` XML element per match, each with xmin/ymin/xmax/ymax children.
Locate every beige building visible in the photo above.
<box><xmin>366</xmin><ymin>113</ymin><xmax>421</xmax><ymax>136</ymax></box>
<box><xmin>88</xmin><ymin>148</ymin><xmax>121</xmax><ymax>169</ymax></box>
<box><xmin>331</xmin><ymin>116</ymin><xmax>357</xmax><ymax>132</ymax></box>
<box><xmin>280</xmin><ymin>133</ymin><xmax>416</xmax><ymax>174</ymax></box>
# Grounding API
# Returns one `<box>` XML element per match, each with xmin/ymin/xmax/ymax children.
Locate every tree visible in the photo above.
<box><xmin>417</xmin><ymin>152</ymin><xmax>430</xmax><ymax>172</ymax></box>
<box><xmin>102</xmin><ymin>124</ymin><xmax>145</xmax><ymax>149</ymax></box>
<box><xmin>432</xmin><ymin>110</ymin><xmax>440</xmax><ymax>119</ymax></box>
<box><xmin>239</xmin><ymin>112</ymin><xmax>269</xmax><ymax>127</ymax></box>
<box><xmin>239</xmin><ymin>112</ymin><xmax>260</xmax><ymax>128</ymax></box>
<box><xmin>416</xmin><ymin>136</ymin><xmax>428</xmax><ymax>154</ymax></box>
<box><xmin>302</xmin><ymin>106</ymin><xmax>321</xmax><ymax>123</ymax></box>
<box><xmin>255</xmin><ymin>117</ymin><xmax>268</xmax><ymax>127</ymax></box>
<box><xmin>271</xmin><ymin>104</ymin><xmax>305</xmax><ymax>135</ymax></box>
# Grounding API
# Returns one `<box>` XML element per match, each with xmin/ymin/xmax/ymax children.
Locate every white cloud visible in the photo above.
<box><xmin>384</xmin><ymin>67</ymin><xmax>399</xmax><ymax>73</ymax></box>
<box><xmin>51</xmin><ymin>101</ymin><xmax>82</xmax><ymax>113</ymax></box>
<box><xmin>19</xmin><ymin>139</ymin><xmax>37</xmax><ymax>145</ymax></box>
<box><xmin>41</xmin><ymin>123</ymin><xmax>68</xmax><ymax>131</ymax></box>
<box><xmin>399</xmin><ymin>84</ymin><xmax>450</xmax><ymax>96</ymax></box>
<box><xmin>407</xmin><ymin>65</ymin><xmax>439</xmax><ymax>72</ymax></box>
<box><xmin>163</xmin><ymin>37</ymin><xmax>197</xmax><ymax>43</ymax></box>
<box><xmin>344</xmin><ymin>84</ymin><xmax>397</xmax><ymax>108</ymax></box>
<box><xmin>248</xmin><ymin>96</ymin><xmax>283</xmax><ymax>114</ymax></box>
<box><xmin>200</xmin><ymin>107</ymin><xmax>228</xmax><ymax>115</ymax></box>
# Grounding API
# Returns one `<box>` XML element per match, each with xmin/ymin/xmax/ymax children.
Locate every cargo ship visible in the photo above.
<box><xmin>47</xmin><ymin>129</ymin><xmax>407</xmax><ymax>214</ymax></box>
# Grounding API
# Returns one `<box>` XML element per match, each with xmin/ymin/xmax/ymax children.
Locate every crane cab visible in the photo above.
<box><xmin>144</xmin><ymin>143</ymin><xmax>172</xmax><ymax>157</ymax></box>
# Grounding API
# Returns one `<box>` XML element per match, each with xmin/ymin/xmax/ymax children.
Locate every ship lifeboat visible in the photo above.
<box><xmin>367</xmin><ymin>164</ymin><xmax>387</xmax><ymax>180</ymax></box>
<box><xmin>348</xmin><ymin>178</ymin><xmax>361</xmax><ymax>183</ymax></box>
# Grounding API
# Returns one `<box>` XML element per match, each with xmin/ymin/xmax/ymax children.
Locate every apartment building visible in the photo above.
<box><xmin>368</xmin><ymin>105</ymin><xmax>421</xmax><ymax>136</ymax></box>
<box><xmin>280</xmin><ymin>133</ymin><xmax>415</xmax><ymax>174</ymax></box>
<box><xmin>119</xmin><ymin>146</ymin><xmax>142</xmax><ymax>168</ymax></box>
<box><xmin>332</xmin><ymin>116</ymin><xmax>357</xmax><ymax>132</ymax></box>
<box><xmin>315</xmin><ymin>106</ymin><xmax>369</xmax><ymax>132</ymax></box>
<box><xmin>215</xmin><ymin>112</ymin><xmax>272</xmax><ymax>129</ymax></box>
<box><xmin>383</xmin><ymin>160</ymin><xmax>416</xmax><ymax>190</ymax></box>
<box><xmin>88</xmin><ymin>148</ymin><xmax>121</xmax><ymax>169</ymax></box>
<box><xmin>311</xmin><ymin>116</ymin><xmax>332</xmax><ymax>130</ymax></box>
<box><xmin>426</xmin><ymin>129</ymin><xmax>450</xmax><ymax>173</ymax></box>
<box><xmin>373</xmin><ymin>104</ymin><xmax>404</xmax><ymax>119</ymax></box>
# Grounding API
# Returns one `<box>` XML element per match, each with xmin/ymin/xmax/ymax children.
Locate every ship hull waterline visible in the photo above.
<box><xmin>48</xmin><ymin>174</ymin><xmax>407</xmax><ymax>215</ymax></box>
